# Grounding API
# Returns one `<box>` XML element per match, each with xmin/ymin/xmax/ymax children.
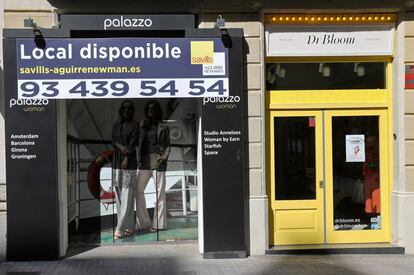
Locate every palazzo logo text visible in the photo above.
<box><xmin>103</xmin><ymin>16</ymin><xmax>153</xmax><ymax>30</ymax></box>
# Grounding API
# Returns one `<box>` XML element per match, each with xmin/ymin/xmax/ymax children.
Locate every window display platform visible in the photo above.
<box><xmin>69</xmin><ymin>216</ymin><xmax>197</xmax><ymax>244</ymax></box>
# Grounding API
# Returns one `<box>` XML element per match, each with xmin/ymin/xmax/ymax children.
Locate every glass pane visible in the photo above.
<box><xmin>66</xmin><ymin>139</ymin><xmax>117</xmax><ymax>245</ymax></box>
<box><xmin>266</xmin><ymin>62</ymin><xmax>385</xmax><ymax>90</ymax></box>
<box><xmin>332</xmin><ymin>116</ymin><xmax>381</xmax><ymax>231</ymax></box>
<box><xmin>158</xmin><ymin>146</ymin><xmax>198</xmax><ymax>241</ymax></box>
<box><xmin>67</xmin><ymin>98</ymin><xmax>198</xmax><ymax>244</ymax></box>
<box><xmin>274</xmin><ymin>116</ymin><xmax>316</xmax><ymax>200</ymax></box>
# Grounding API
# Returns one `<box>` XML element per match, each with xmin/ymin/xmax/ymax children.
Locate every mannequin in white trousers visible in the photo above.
<box><xmin>135</xmin><ymin>169</ymin><xmax>167</xmax><ymax>230</ymax></box>
<box><xmin>135</xmin><ymin>100</ymin><xmax>170</xmax><ymax>231</ymax></box>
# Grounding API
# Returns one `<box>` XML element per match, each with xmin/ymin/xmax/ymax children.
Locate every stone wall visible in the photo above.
<box><xmin>400</xmin><ymin>11</ymin><xmax>414</xmax><ymax>253</ymax></box>
<box><xmin>1</xmin><ymin>0</ymin><xmax>55</xmax><ymax>213</ymax></box>
<box><xmin>405</xmin><ymin>14</ymin><xmax>414</xmax><ymax>190</ymax></box>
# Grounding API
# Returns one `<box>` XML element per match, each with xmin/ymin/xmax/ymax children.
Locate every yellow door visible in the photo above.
<box><xmin>269</xmin><ymin>109</ymin><xmax>391</xmax><ymax>245</ymax></box>
<box><xmin>269</xmin><ymin>110</ymin><xmax>325</xmax><ymax>245</ymax></box>
<box><xmin>325</xmin><ymin>109</ymin><xmax>390</xmax><ymax>243</ymax></box>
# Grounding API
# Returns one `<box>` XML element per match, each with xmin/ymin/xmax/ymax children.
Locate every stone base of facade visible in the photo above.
<box><xmin>249</xmin><ymin>196</ymin><xmax>268</xmax><ymax>255</ymax></box>
<box><xmin>392</xmin><ymin>192</ymin><xmax>414</xmax><ymax>253</ymax></box>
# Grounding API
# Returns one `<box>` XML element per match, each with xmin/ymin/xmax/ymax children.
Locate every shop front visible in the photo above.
<box><xmin>5</xmin><ymin>1</ymin><xmax>414</xmax><ymax>260</ymax></box>
<box><xmin>265</xmin><ymin>14</ymin><xmax>395</xmax><ymax>246</ymax></box>
<box><xmin>3</xmin><ymin>14</ymin><xmax>247</xmax><ymax>260</ymax></box>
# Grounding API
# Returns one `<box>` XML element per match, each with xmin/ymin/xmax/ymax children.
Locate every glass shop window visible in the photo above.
<box><xmin>266</xmin><ymin>62</ymin><xmax>386</xmax><ymax>90</ymax></box>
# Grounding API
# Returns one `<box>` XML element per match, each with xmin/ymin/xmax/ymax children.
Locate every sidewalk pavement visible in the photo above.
<box><xmin>1</xmin><ymin>242</ymin><xmax>414</xmax><ymax>275</ymax></box>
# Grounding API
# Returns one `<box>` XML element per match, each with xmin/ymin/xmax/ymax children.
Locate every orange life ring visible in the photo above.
<box><xmin>87</xmin><ymin>150</ymin><xmax>115</xmax><ymax>204</ymax></box>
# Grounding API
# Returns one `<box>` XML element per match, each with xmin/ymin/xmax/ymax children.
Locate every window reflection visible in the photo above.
<box><xmin>67</xmin><ymin>98</ymin><xmax>199</xmax><ymax>244</ymax></box>
<box><xmin>266</xmin><ymin>62</ymin><xmax>385</xmax><ymax>90</ymax></box>
<box><xmin>274</xmin><ymin>116</ymin><xmax>316</xmax><ymax>200</ymax></box>
<box><xmin>332</xmin><ymin>116</ymin><xmax>381</xmax><ymax>231</ymax></box>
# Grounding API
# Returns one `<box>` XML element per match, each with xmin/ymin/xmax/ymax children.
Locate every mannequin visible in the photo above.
<box><xmin>111</xmin><ymin>99</ymin><xmax>139</xmax><ymax>239</ymax></box>
<box><xmin>135</xmin><ymin>100</ymin><xmax>170</xmax><ymax>231</ymax></box>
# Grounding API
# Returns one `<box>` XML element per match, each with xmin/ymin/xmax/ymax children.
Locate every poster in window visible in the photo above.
<box><xmin>345</xmin><ymin>134</ymin><xmax>365</xmax><ymax>162</ymax></box>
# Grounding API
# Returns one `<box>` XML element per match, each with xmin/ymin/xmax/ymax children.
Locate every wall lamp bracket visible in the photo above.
<box><xmin>216</xmin><ymin>15</ymin><xmax>226</xmax><ymax>28</ymax></box>
<box><xmin>24</xmin><ymin>17</ymin><xmax>39</xmax><ymax>31</ymax></box>
<box><xmin>24</xmin><ymin>17</ymin><xmax>46</xmax><ymax>49</ymax></box>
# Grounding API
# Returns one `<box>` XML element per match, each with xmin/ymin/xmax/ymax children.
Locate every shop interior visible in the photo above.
<box><xmin>266</xmin><ymin>62</ymin><xmax>385</xmax><ymax>90</ymax></box>
<box><xmin>66</xmin><ymin>98</ymin><xmax>199</xmax><ymax>243</ymax></box>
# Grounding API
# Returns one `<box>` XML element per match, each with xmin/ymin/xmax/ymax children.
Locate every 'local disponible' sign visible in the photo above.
<box><xmin>265</xmin><ymin>25</ymin><xmax>394</xmax><ymax>57</ymax></box>
<box><xmin>16</xmin><ymin>38</ymin><xmax>229</xmax><ymax>99</ymax></box>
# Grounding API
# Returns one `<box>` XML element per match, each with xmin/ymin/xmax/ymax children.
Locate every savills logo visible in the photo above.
<box><xmin>192</xmin><ymin>55</ymin><xmax>213</xmax><ymax>64</ymax></box>
<box><xmin>190</xmin><ymin>41</ymin><xmax>214</xmax><ymax>64</ymax></box>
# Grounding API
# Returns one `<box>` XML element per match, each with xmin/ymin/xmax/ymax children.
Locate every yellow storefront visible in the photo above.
<box><xmin>265</xmin><ymin>14</ymin><xmax>396</xmax><ymax>246</ymax></box>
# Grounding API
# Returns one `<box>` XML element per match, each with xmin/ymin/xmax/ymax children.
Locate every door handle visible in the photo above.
<box><xmin>319</xmin><ymin>180</ymin><xmax>325</xmax><ymax>188</ymax></box>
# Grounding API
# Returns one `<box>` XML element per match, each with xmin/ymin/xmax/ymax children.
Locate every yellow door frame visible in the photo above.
<box><xmin>266</xmin><ymin>59</ymin><xmax>393</xmax><ymax>246</ymax></box>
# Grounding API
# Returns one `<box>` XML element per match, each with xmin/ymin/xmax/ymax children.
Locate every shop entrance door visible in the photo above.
<box><xmin>269</xmin><ymin>109</ymin><xmax>390</xmax><ymax>245</ymax></box>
